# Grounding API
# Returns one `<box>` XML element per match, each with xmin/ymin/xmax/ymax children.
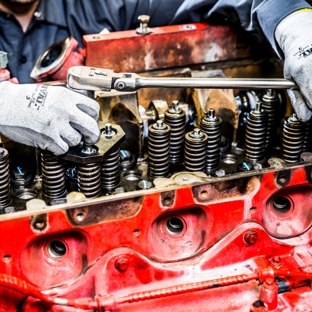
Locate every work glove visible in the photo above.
<box><xmin>0</xmin><ymin>81</ymin><xmax>100</xmax><ymax>155</ymax></box>
<box><xmin>275</xmin><ymin>10</ymin><xmax>312</xmax><ymax>122</ymax></box>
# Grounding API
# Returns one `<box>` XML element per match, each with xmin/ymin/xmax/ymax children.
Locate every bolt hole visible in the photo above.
<box><xmin>2</xmin><ymin>255</ymin><xmax>11</xmax><ymax>263</ymax></box>
<box><xmin>273</xmin><ymin>196</ymin><xmax>291</xmax><ymax>214</ymax></box>
<box><xmin>163</xmin><ymin>197</ymin><xmax>173</xmax><ymax>206</ymax></box>
<box><xmin>75</xmin><ymin>213</ymin><xmax>85</xmax><ymax>222</ymax></box>
<box><xmin>48</xmin><ymin>240</ymin><xmax>67</xmax><ymax>259</ymax></box>
<box><xmin>199</xmin><ymin>190</ymin><xmax>209</xmax><ymax>200</ymax></box>
<box><xmin>278</xmin><ymin>176</ymin><xmax>287</xmax><ymax>184</ymax></box>
<box><xmin>34</xmin><ymin>220</ymin><xmax>45</xmax><ymax>229</ymax></box>
<box><xmin>133</xmin><ymin>229</ymin><xmax>140</xmax><ymax>236</ymax></box>
<box><xmin>250</xmin><ymin>207</ymin><xmax>257</xmax><ymax>214</ymax></box>
<box><xmin>252</xmin><ymin>300</ymin><xmax>266</xmax><ymax>308</ymax></box>
<box><xmin>166</xmin><ymin>217</ymin><xmax>184</xmax><ymax>235</ymax></box>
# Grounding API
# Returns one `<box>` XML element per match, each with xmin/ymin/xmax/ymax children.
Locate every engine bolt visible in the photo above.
<box><xmin>272</xmin><ymin>256</ymin><xmax>281</xmax><ymax>263</ymax></box>
<box><xmin>115</xmin><ymin>256</ymin><xmax>130</xmax><ymax>272</ymax></box>
<box><xmin>250</xmin><ymin>300</ymin><xmax>268</xmax><ymax>312</ymax></box>
<box><xmin>270</xmin><ymin>256</ymin><xmax>283</xmax><ymax>269</ymax></box>
<box><xmin>116</xmin><ymin>81</ymin><xmax>126</xmax><ymax>90</ymax></box>
<box><xmin>244</xmin><ymin>230</ymin><xmax>258</xmax><ymax>245</ymax></box>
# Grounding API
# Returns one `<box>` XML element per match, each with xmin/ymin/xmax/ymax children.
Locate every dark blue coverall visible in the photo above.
<box><xmin>0</xmin><ymin>0</ymin><xmax>311</xmax><ymax>83</ymax></box>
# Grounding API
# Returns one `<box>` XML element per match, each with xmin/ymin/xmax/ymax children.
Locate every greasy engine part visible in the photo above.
<box><xmin>184</xmin><ymin>128</ymin><xmax>208</xmax><ymax>172</ymax></box>
<box><xmin>30</xmin><ymin>37</ymin><xmax>84</xmax><ymax>82</ymax></box>
<box><xmin>83</xmin><ymin>23</ymin><xmax>273</xmax><ymax>73</ymax></box>
<box><xmin>95</xmin><ymin>90</ymin><xmax>144</xmax><ymax>160</ymax></box>
<box><xmin>101</xmin><ymin>124</ymin><xmax>122</xmax><ymax>194</ymax></box>
<box><xmin>41</xmin><ymin>151</ymin><xmax>67</xmax><ymax>201</ymax></box>
<box><xmin>148</xmin><ymin>120</ymin><xmax>171</xmax><ymax>178</ymax></box>
<box><xmin>261</xmin><ymin>89</ymin><xmax>279</xmax><ymax>151</ymax></box>
<box><xmin>0</xmin><ymin>147</ymin><xmax>11</xmax><ymax>208</ymax></box>
<box><xmin>281</xmin><ymin>114</ymin><xmax>305</xmax><ymax>163</ymax></box>
<box><xmin>244</xmin><ymin>102</ymin><xmax>268</xmax><ymax>165</ymax></box>
<box><xmin>77</xmin><ymin>161</ymin><xmax>102</xmax><ymax>199</ymax></box>
<box><xmin>200</xmin><ymin>108</ymin><xmax>222</xmax><ymax>175</ymax></box>
<box><xmin>164</xmin><ymin>101</ymin><xmax>186</xmax><ymax>165</ymax></box>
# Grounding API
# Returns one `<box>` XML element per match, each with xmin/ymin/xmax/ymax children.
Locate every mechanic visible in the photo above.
<box><xmin>1</xmin><ymin>0</ymin><xmax>312</xmax><ymax>155</ymax></box>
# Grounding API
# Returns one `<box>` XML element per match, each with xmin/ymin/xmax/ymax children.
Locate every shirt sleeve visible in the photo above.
<box><xmin>64</xmin><ymin>0</ymin><xmax>311</xmax><ymax>54</ymax></box>
<box><xmin>64</xmin><ymin>0</ymin><xmax>184</xmax><ymax>35</ymax></box>
<box><xmin>169</xmin><ymin>0</ymin><xmax>312</xmax><ymax>54</ymax></box>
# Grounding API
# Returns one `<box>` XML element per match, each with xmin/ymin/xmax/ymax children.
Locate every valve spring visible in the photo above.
<box><xmin>164</xmin><ymin>101</ymin><xmax>186</xmax><ymax>165</ymax></box>
<box><xmin>282</xmin><ymin>114</ymin><xmax>305</xmax><ymax>163</ymax></box>
<box><xmin>244</xmin><ymin>102</ymin><xmax>268</xmax><ymax>163</ymax></box>
<box><xmin>77</xmin><ymin>162</ymin><xmax>102</xmax><ymax>198</ymax></box>
<box><xmin>261</xmin><ymin>89</ymin><xmax>279</xmax><ymax>149</ymax></box>
<box><xmin>184</xmin><ymin>128</ymin><xmax>208</xmax><ymax>172</ymax></box>
<box><xmin>41</xmin><ymin>152</ymin><xmax>66</xmax><ymax>199</ymax></box>
<box><xmin>148</xmin><ymin>120</ymin><xmax>171</xmax><ymax>178</ymax></box>
<box><xmin>0</xmin><ymin>148</ymin><xmax>11</xmax><ymax>208</ymax></box>
<box><xmin>303</xmin><ymin>118</ymin><xmax>312</xmax><ymax>152</ymax></box>
<box><xmin>200</xmin><ymin>108</ymin><xmax>222</xmax><ymax>174</ymax></box>
<box><xmin>102</xmin><ymin>148</ymin><xmax>121</xmax><ymax>193</ymax></box>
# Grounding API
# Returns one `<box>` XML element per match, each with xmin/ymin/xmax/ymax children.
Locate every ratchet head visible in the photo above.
<box><xmin>67</xmin><ymin>66</ymin><xmax>138</xmax><ymax>92</ymax></box>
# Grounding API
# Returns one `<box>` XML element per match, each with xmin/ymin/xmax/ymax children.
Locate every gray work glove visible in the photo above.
<box><xmin>275</xmin><ymin>10</ymin><xmax>312</xmax><ymax>122</ymax></box>
<box><xmin>0</xmin><ymin>81</ymin><xmax>100</xmax><ymax>155</ymax></box>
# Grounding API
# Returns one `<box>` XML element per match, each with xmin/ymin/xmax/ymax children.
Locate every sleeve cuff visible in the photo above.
<box><xmin>257</xmin><ymin>0</ymin><xmax>312</xmax><ymax>57</ymax></box>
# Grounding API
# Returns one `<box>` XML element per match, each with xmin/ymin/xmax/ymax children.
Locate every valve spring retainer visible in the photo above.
<box><xmin>164</xmin><ymin>101</ymin><xmax>186</xmax><ymax>165</ymax></box>
<box><xmin>148</xmin><ymin>120</ymin><xmax>171</xmax><ymax>178</ymax></box>
<box><xmin>0</xmin><ymin>148</ymin><xmax>11</xmax><ymax>208</ymax></box>
<box><xmin>282</xmin><ymin>114</ymin><xmax>305</xmax><ymax>163</ymax></box>
<box><xmin>102</xmin><ymin>148</ymin><xmax>121</xmax><ymax>194</ymax></box>
<box><xmin>244</xmin><ymin>102</ymin><xmax>268</xmax><ymax>164</ymax></box>
<box><xmin>200</xmin><ymin>108</ymin><xmax>222</xmax><ymax>175</ymax></box>
<box><xmin>303</xmin><ymin>118</ymin><xmax>312</xmax><ymax>153</ymax></box>
<box><xmin>41</xmin><ymin>152</ymin><xmax>66</xmax><ymax>199</ymax></box>
<box><xmin>184</xmin><ymin>128</ymin><xmax>208</xmax><ymax>172</ymax></box>
<box><xmin>77</xmin><ymin>162</ymin><xmax>102</xmax><ymax>198</ymax></box>
<box><xmin>262</xmin><ymin>89</ymin><xmax>279</xmax><ymax>150</ymax></box>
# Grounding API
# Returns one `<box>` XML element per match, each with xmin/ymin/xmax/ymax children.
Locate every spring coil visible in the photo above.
<box><xmin>41</xmin><ymin>152</ymin><xmax>66</xmax><ymax>199</ymax></box>
<box><xmin>184</xmin><ymin>128</ymin><xmax>208</xmax><ymax>172</ymax></box>
<box><xmin>77</xmin><ymin>162</ymin><xmax>102</xmax><ymax>198</ymax></box>
<box><xmin>261</xmin><ymin>89</ymin><xmax>279</xmax><ymax>150</ymax></box>
<box><xmin>282</xmin><ymin>114</ymin><xmax>305</xmax><ymax>163</ymax></box>
<box><xmin>102</xmin><ymin>148</ymin><xmax>121</xmax><ymax>194</ymax></box>
<box><xmin>164</xmin><ymin>101</ymin><xmax>186</xmax><ymax>165</ymax></box>
<box><xmin>148</xmin><ymin>120</ymin><xmax>171</xmax><ymax>178</ymax></box>
<box><xmin>244</xmin><ymin>102</ymin><xmax>268</xmax><ymax>163</ymax></box>
<box><xmin>0</xmin><ymin>148</ymin><xmax>11</xmax><ymax>208</ymax></box>
<box><xmin>303</xmin><ymin>118</ymin><xmax>312</xmax><ymax>153</ymax></box>
<box><xmin>200</xmin><ymin>108</ymin><xmax>222</xmax><ymax>174</ymax></box>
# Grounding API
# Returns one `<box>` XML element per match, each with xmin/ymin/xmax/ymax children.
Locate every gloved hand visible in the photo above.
<box><xmin>275</xmin><ymin>10</ymin><xmax>312</xmax><ymax>122</ymax></box>
<box><xmin>0</xmin><ymin>81</ymin><xmax>100</xmax><ymax>155</ymax></box>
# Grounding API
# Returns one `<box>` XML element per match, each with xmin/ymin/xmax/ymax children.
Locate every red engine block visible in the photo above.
<box><xmin>1</xmin><ymin>158</ymin><xmax>312</xmax><ymax>311</ymax></box>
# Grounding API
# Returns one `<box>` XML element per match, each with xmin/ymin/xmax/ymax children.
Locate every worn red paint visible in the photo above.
<box><xmin>84</xmin><ymin>23</ymin><xmax>269</xmax><ymax>73</ymax></box>
<box><xmin>0</xmin><ymin>163</ymin><xmax>311</xmax><ymax>311</ymax></box>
